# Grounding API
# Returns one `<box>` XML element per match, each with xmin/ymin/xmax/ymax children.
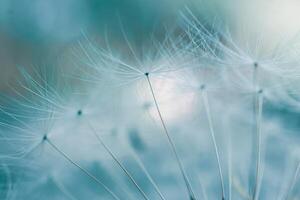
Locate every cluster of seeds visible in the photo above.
<box><xmin>1</xmin><ymin>10</ymin><xmax>300</xmax><ymax>200</ymax></box>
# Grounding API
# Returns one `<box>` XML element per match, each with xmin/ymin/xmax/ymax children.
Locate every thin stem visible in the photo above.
<box><xmin>228</xmin><ymin>134</ymin><xmax>232</xmax><ymax>200</ymax></box>
<box><xmin>130</xmin><ymin>149</ymin><xmax>167</xmax><ymax>200</ymax></box>
<box><xmin>251</xmin><ymin>63</ymin><xmax>258</xmax><ymax>197</ymax></box>
<box><xmin>201</xmin><ymin>88</ymin><xmax>225</xmax><ymax>200</ymax></box>
<box><xmin>44</xmin><ymin>137</ymin><xmax>121</xmax><ymax>200</ymax></box>
<box><xmin>145</xmin><ymin>73</ymin><xmax>196</xmax><ymax>200</ymax></box>
<box><xmin>198</xmin><ymin>175</ymin><xmax>208</xmax><ymax>200</ymax></box>
<box><xmin>88</xmin><ymin>124</ymin><xmax>150</xmax><ymax>200</ymax></box>
<box><xmin>52</xmin><ymin>176</ymin><xmax>78</xmax><ymax>200</ymax></box>
<box><xmin>253</xmin><ymin>90</ymin><xmax>264</xmax><ymax>200</ymax></box>
<box><xmin>233</xmin><ymin>178</ymin><xmax>251</xmax><ymax>200</ymax></box>
<box><xmin>251</xmin><ymin>62</ymin><xmax>259</xmax><ymax>199</ymax></box>
<box><xmin>285</xmin><ymin>161</ymin><xmax>300</xmax><ymax>200</ymax></box>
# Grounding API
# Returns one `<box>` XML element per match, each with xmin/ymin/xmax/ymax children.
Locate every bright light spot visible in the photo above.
<box><xmin>138</xmin><ymin>76</ymin><xmax>195</xmax><ymax>123</ymax></box>
<box><xmin>230</xmin><ymin>0</ymin><xmax>300</xmax><ymax>48</ymax></box>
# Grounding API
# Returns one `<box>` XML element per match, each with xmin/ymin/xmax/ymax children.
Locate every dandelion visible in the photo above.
<box><xmin>0</xmin><ymin>66</ymin><xmax>122</xmax><ymax>200</ymax></box>
<box><xmin>1</xmin><ymin>7</ymin><xmax>300</xmax><ymax>200</ymax></box>
<box><xmin>74</xmin><ymin>30</ymin><xmax>198</xmax><ymax>199</ymax></box>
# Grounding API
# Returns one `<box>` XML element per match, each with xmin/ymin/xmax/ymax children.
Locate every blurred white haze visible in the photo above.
<box><xmin>1</xmin><ymin>0</ymin><xmax>300</xmax><ymax>200</ymax></box>
<box><xmin>1</xmin><ymin>0</ymin><xmax>300</xmax><ymax>90</ymax></box>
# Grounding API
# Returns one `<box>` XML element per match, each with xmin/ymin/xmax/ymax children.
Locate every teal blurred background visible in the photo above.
<box><xmin>1</xmin><ymin>0</ymin><xmax>300</xmax><ymax>92</ymax></box>
<box><xmin>1</xmin><ymin>1</ymin><xmax>300</xmax><ymax>199</ymax></box>
<box><xmin>0</xmin><ymin>0</ymin><xmax>226</xmax><ymax>92</ymax></box>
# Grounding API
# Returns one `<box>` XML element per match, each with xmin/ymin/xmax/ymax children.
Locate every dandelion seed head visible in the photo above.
<box><xmin>1</xmin><ymin>6</ymin><xmax>300</xmax><ymax>200</ymax></box>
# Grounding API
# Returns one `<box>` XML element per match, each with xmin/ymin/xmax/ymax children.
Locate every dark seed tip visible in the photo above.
<box><xmin>43</xmin><ymin>135</ymin><xmax>48</xmax><ymax>141</ymax></box>
<box><xmin>254</xmin><ymin>62</ymin><xmax>258</xmax><ymax>68</ymax></box>
<box><xmin>200</xmin><ymin>84</ymin><xmax>206</xmax><ymax>90</ymax></box>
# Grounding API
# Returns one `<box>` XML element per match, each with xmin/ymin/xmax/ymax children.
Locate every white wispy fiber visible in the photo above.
<box><xmin>1</xmin><ymin>9</ymin><xmax>300</xmax><ymax>200</ymax></box>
